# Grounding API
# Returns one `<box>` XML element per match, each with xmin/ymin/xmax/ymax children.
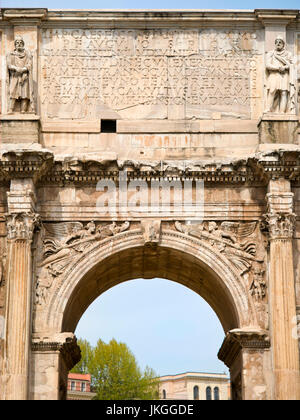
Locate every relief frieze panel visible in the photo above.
<box><xmin>40</xmin><ymin>28</ymin><xmax>263</xmax><ymax>120</ymax></box>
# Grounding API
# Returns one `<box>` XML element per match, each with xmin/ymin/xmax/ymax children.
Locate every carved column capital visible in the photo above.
<box><xmin>264</xmin><ymin>212</ymin><xmax>296</xmax><ymax>240</ymax></box>
<box><xmin>5</xmin><ymin>212</ymin><xmax>40</xmax><ymax>242</ymax></box>
<box><xmin>264</xmin><ymin>191</ymin><xmax>296</xmax><ymax>240</ymax></box>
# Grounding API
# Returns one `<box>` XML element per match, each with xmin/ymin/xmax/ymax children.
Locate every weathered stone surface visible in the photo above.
<box><xmin>0</xmin><ymin>115</ymin><xmax>40</xmax><ymax>144</ymax></box>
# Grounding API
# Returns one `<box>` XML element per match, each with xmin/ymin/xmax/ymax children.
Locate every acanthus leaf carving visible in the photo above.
<box><xmin>264</xmin><ymin>212</ymin><xmax>296</xmax><ymax>240</ymax></box>
<box><xmin>5</xmin><ymin>212</ymin><xmax>40</xmax><ymax>241</ymax></box>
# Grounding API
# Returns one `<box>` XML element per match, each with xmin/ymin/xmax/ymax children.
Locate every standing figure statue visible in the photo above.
<box><xmin>265</xmin><ymin>35</ymin><xmax>295</xmax><ymax>114</ymax></box>
<box><xmin>7</xmin><ymin>35</ymin><xmax>34</xmax><ymax>114</ymax></box>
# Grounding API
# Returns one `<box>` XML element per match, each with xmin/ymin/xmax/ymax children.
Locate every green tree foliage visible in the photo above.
<box><xmin>71</xmin><ymin>338</ymin><xmax>159</xmax><ymax>400</ymax></box>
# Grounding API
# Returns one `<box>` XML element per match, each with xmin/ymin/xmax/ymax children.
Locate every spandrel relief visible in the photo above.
<box><xmin>40</xmin><ymin>28</ymin><xmax>263</xmax><ymax>120</ymax></box>
<box><xmin>35</xmin><ymin>221</ymin><xmax>130</xmax><ymax>306</ymax></box>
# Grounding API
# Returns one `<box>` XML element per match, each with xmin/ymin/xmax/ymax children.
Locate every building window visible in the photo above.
<box><xmin>206</xmin><ymin>386</ymin><xmax>212</xmax><ymax>400</ymax></box>
<box><xmin>193</xmin><ymin>385</ymin><xmax>199</xmax><ymax>400</ymax></box>
<box><xmin>214</xmin><ymin>387</ymin><xmax>219</xmax><ymax>400</ymax></box>
<box><xmin>71</xmin><ymin>381</ymin><xmax>75</xmax><ymax>391</ymax></box>
<box><xmin>81</xmin><ymin>382</ymin><xmax>86</xmax><ymax>392</ymax></box>
<box><xmin>162</xmin><ymin>389</ymin><xmax>166</xmax><ymax>399</ymax></box>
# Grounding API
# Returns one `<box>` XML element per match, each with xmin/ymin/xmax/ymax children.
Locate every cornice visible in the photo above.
<box><xmin>1</xmin><ymin>8</ymin><xmax>48</xmax><ymax>22</ymax></box>
<box><xmin>1</xmin><ymin>150</ymin><xmax>300</xmax><ymax>187</ymax></box>
<box><xmin>0</xmin><ymin>149</ymin><xmax>54</xmax><ymax>184</ymax></box>
<box><xmin>32</xmin><ymin>333</ymin><xmax>81</xmax><ymax>370</ymax></box>
<box><xmin>0</xmin><ymin>8</ymin><xmax>292</xmax><ymax>26</ymax></box>
<box><xmin>255</xmin><ymin>8</ymin><xmax>299</xmax><ymax>26</ymax></box>
<box><xmin>218</xmin><ymin>328</ymin><xmax>270</xmax><ymax>368</ymax></box>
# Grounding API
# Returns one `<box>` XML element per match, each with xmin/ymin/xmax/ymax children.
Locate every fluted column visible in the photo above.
<box><xmin>265</xmin><ymin>180</ymin><xmax>300</xmax><ymax>400</ymax></box>
<box><xmin>2</xmin><ymin>178</ymin><xmax>40</xmax><ymax>400</ymax></box>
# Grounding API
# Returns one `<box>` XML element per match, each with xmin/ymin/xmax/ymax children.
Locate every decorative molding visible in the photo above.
<box><xmin>32</xmin><ymin>333</ymin><xmax>81</xmax><ymax>371</ymax></box>
<box><xmin>218</xmin><ymin>328</ymin><xmax>270</xmax><ymax>368</ymax></box>
<box><xmin>0</xmin><ymin>150</ymin><xmax>53</xmax><ymax>184</ymax></box>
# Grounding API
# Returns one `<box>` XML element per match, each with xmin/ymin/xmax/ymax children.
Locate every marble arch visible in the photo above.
<box><xmin>0</xmin><ymin>8</ymin><xmax>300</xmax><ymax>401</ymax></box>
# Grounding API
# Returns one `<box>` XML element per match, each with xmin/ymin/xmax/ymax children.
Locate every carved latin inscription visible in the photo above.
<box><xmin>40</xmin><ymin>29</ymin><xmax>262</xmax><ymax>119</ymax></box>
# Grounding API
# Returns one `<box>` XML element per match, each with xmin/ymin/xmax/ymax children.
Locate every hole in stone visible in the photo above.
<box><xmin>101</xmin><ymin>119</ymin><xmax>117</xmax><ymax>133</ymax></box>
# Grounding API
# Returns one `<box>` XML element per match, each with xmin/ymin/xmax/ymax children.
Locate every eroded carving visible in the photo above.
<box><xmin>249</xmin><ymin>267</ymin><xmax>266</xmax><ymax>301</ymax></box>
<box><xmin>265</xmin><ymin>35</ymin><xmax>295</xmax><ymax>114</ymax></box>
<box><xmin>175</xmin><ymin>221</ymin><xmax>263</xmax><ymax>276</ymax></box>
<box><xmin>7</xmin><ymin>36</ymin><xmax>34</xmax><ymax>114</ymax></box>
<box><xmin>141</xmin><ymin>219</ymin><xmax>161</xmax><ymax>246</ymax></box>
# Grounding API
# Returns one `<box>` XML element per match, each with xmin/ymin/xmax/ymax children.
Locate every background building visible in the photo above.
<box><xmin>159</xmin><ymin>372</ymin><xmax>230</xmax><ymax>400</ymax></box>
<box><xmin>67</xmin><ymin>373</ymin><xmax>96</xmax><ymax>400</ymax></box>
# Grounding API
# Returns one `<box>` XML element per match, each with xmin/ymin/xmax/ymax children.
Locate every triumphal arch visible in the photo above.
<box><xmin>0</xmin><ymin>8</ymin><xmax>300</xmax><ymax>400</ymax></box>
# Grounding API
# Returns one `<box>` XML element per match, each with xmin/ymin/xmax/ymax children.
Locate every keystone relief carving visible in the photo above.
<box><xmin>35</xmin><ymin>221</ymin><xmax>130</xmax><ymax>305</ymax></box>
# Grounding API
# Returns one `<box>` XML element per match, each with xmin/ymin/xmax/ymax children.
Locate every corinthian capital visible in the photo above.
<box><xmin>264</xmin><ymin>191</ymin><xmax>296</xmax><ymax>240</ymax></box>
<box><xmin>264</xmin><ymin>212</ymin><xmax>296</xmax><ymax>240</ymax></box>
<box><xmin>6</xmin><ymin>212</ymin><xmax>40</xmax><ymax>241</ymax></box>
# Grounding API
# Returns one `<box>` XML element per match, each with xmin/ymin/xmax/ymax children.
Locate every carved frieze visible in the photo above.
<box><xmin>35</xmin><ymin>221</ymin><xmax>130</xmax><ymax>305</ymax></box>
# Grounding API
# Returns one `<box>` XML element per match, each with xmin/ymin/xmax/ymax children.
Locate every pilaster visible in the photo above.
<box><xmin>0</xmin><ymin>150</ymin><xmax>52</xmax><ymax>400</ymax></box>
<box><xmin>31</xmin><ymin>333</ymin><xmax>81</xmax><ymax>400</ymax></box>
<box><xmin>265</xmin><ymin>179</ymin><xmax>300</xmax><ymax>400</ymax></box>
<box><xmin>218</xmin><ymin>328</ymin><xmax>271</xmax><ymax>400</ymax></box>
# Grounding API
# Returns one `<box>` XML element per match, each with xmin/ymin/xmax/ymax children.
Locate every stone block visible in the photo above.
<box><xmin>258</xmin><ymin>114</ymin><xmax>299</xmax><ymax>144</ymax></box>
<box><xmin>0</xmin><ymin>115</ymin><xmax>40</xmax><ymax>144</ymax></box>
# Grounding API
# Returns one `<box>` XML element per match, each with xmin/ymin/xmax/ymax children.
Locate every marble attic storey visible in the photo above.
<box><xmin>0</xmin><ymin>9</ymin><xmax>300</xmax><ymax>401</ymax></box>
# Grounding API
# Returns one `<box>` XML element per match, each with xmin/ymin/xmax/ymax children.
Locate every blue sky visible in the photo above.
<box><xmin>3</xmin><ymin>0</ymin><xmax>298</xmax><ymax>377</ymax></box>
<box><xmin>75</xmin><ymin>278</ymin><xmax>227</xmax><ymax>376</ymax></box>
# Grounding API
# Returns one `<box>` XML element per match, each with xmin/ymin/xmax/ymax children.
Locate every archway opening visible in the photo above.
<box><xmin>61</xmin><ymin>245</ymin><xmax>240</xmax><ymax>335</ymax></box>
<box><xmin>73</xmin><ymin>278</ymin><xmax>230</xmax><ymax>400</ymax></box>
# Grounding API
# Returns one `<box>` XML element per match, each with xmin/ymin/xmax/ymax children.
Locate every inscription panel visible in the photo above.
<box><xmin>40</xmin><ymin>28</ymin><xmax>263</xmax><ymax>120</ymax></box>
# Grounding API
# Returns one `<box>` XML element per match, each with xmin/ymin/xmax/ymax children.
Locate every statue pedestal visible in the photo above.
<box><xmin>0</xmin><ymin>114</ymin><xmax>40</xmax><ymax>144</ymax></box>
<box><xmin>258</xmin><ymin>113</ymin><xmax>299</xmax><ymax>145</ymax></box>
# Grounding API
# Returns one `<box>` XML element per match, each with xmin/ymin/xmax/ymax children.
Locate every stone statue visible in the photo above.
<box><xmin>7</xmin><ymin>36</ymin><xmax>34</xmax><ymax>114</ymax></box>
<box><xmin>265</xmin><ymin>35</ymin><xmax>295</xmax><ymax>114</ymax></box>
